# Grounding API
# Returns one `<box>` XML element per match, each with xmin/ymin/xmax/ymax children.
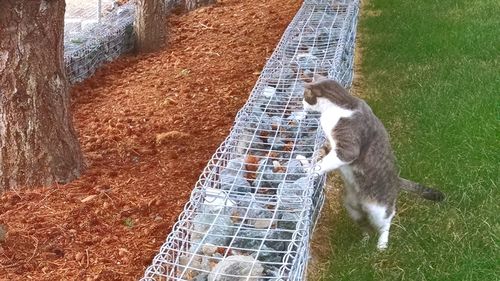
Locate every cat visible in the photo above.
<box><xmin>302</xmin><ymin>75</ymin><xmax>444</xmax><ymax>250</ymax></box>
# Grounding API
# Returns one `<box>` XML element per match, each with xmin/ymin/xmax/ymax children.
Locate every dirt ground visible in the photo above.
<box><xmin>0</xmin><ymin>0</ymin><xmax>302</xmax><ymax>279</ymax></box>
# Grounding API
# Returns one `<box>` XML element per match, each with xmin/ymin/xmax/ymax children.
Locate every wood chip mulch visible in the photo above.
<box><xmin>0</xmin><ymin>0</ymin><xmax>301</xmax><ymax>280</ymax></box>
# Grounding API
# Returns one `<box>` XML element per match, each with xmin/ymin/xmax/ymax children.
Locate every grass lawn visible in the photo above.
<box><xmin>315</xmin><ymin>0</ymin><xmax>499</xmax><ymax>280</ymax></box>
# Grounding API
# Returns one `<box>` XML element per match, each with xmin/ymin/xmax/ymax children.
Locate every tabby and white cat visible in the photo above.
<box><xmin>302</xmin><ymin>76</ymin><xmax>444</xmax><ymax>250</ymax></box>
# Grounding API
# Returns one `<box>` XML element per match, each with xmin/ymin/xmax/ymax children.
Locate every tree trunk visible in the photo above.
<box><xmin>134</xmin><ymin>0</ymin><xmax>167</xmax><ymax>53</ymax></box>
<box><xmin>0</xmin><ymin>0</ymin><xmax>84</xmax><ymax>192</ymax></box>
<box><xmin>184</xmin><ymin>0</ymin><xmax>216</xmax><ymax>11</ymax></box>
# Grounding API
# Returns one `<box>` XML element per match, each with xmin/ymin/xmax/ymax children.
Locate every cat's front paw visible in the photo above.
<box><xmin>317</xmin><ymin>144</ymin><xmax>331</xmax><ymax>161</ymax></box>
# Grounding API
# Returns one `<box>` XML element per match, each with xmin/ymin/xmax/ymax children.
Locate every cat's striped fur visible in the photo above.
<box><xmin>303</xmin><ymin>77</ymin><xmax>444</xmax><ymax>250</ymax></box>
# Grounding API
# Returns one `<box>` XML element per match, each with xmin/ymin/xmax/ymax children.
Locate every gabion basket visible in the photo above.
<box><xmin>141</xmin><ymin>0</ymin><xmax>359</xmax><ymax>280</ymax></box>
<box><xmin>64</xmin><ymin>2</ymin><xmax>135</xmax><ymax>84</ymax></box>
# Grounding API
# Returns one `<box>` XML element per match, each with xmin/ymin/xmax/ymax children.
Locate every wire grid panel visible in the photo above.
<box><xmin>64</xmin><ymin>0</ymin><xmax>182</xmax><ymax>84</ymax></box>
<box><xmin>64</xmin><ymin>1</ymin><xmax>135</xmax><ymax>83</ymax></box>
<box><xmin>142</xmin><ymin>1</ymin><xmax>359</xmax><ymax>280</ymax></box>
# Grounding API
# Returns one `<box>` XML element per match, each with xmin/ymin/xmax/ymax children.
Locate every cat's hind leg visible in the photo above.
<box><xmin>344</xmin><ymin>201</ymin><xmax>372</xmax><ymax>243</ymax></box>
<box><xmin>344</xmin><ymin>189</ymin><xmax>371</xmax><ymax>244</ymax></box>
<box><xmin>362</xmin><ymin>202</ymin><xmax>395</xmax><ymax>250</ymax></box>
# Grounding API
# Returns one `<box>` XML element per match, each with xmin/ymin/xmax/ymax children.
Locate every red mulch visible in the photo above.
<box><xmin>0</xmin><ymin>0</ymin><xmax>301</xmax><ymax>280</ymax></box>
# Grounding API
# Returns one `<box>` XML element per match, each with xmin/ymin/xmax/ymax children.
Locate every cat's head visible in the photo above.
<box><xmin>302</xmin><ymin>74</ymin><xmax>357</xmax><ymax>113</ymax></box>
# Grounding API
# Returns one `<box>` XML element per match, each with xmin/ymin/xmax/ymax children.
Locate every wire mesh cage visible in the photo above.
<box><xmin>64</xmin><ymin>0</ymin><xmax>135</xmax><ymax>83</ymax></box>
<box><xmin>141</xmin><ymin>0</ymin><xmax>359</xmax><ymax>280</ymax></box>
<box><xmin>63</xmin><ymin>0</ymin><xmax>195</xmax><ymax>84</ymax></box>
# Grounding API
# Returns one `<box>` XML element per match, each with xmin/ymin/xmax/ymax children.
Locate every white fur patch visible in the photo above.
<box><xmin>316</xmin><ymin>152</ymin><xmax>347</xmax><ymax>175</ymax></box>
<box><xmin>302</xmin><ymin>100</ymin><xmax>314</xmax><ymax>112</ymax></box>
<box><xmin>362</xmin><ymin>202</ymin><xmax>395</xmax><ymax>250</ymax></box>
<box><xmin>307</xmin><ymin>98</ymin><xmax>354</xmax><ymax>174</ymax></box>
<box><xmin>319</xmin><ymin>102</ymin><xmax>354</xmax><ymax>150</ymax></box>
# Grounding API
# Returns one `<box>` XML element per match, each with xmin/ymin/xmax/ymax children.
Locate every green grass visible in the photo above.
<box><xmin>319</xmin><ymin>0</ymin><xmax>500</xmax><ymax>280</ymax></box>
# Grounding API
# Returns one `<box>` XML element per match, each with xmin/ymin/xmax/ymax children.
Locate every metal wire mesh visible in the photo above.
<box><xmin>64</xmin><ymin>0</ymin><xmax>135</xmax><ymax>83</ymax></box>
<box><xmin>141</xmin><ymin>0</ymin><xmax>359</xmax><ymax>280</ymax></box>
<box><xmin>63</xmin><ymin>0</ymin><xmax>223</xmax><ymax>84</ymax></box>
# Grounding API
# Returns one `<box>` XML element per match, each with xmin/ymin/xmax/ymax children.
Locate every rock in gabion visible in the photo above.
<box><xmin>221</xmin><ymin>158</ymin><xmax>246</xmax><ymax>177</ymax></box>
<box><xmin>208</xmin><ymin>255</ymin><xmax>264</xmax><ymax>281</ymax></box>
<box><xmin>253</xmin><ymin>244</ymin><xmax>283</xmax><ymax>263</ymax></box>
<box><xmin>277</xmin><ymin>177</ymin><xmax>310</xmax><ymax>209</ymax></box>
<box><xmin>179</xmin><ymin>254</ymin><xmax>212</xmax><ymax>278</ymax></box>
<box><xmin>194</xmin><ymin>273</ymin><xmax>209</xmax><ymax>281</ymax></box>
<box><xmin>220</xmin><ymin>174</ymin><xmax>252</xmax><ymax>194</ymax></box>
<box><xmin>202</xmin><ymin>188</ymin><xmax>236</xmax><ymax>214</ymax></box>
<box><xmin>232</xmin><ymin>229</ymin><xmax>290</xmax><ymax>254</ymax></box>
<box><xmin>262</xmin><ymin>86</ymin><xmax>276</xmax><ymax>98</ymax></box>
<box><xmin>191</xmin><ymin>213</ymin><xmax>235</xmax><ymax>247</ymax></box>
<box><xmin>294</xmin><ymin>53</ymin><xmax>319</xmax><ymax>71</ymax></box>
<box><xmin>202</xmin><ymin>243</ymin><xmax>218</xmax><ymax>256</ymax></box>
<box><xmin>285</xmin><ymin>159</ymin><xmax>306</xmax><ymax>181</ymax></box>
<box><xmin>268</xmin><ymin>136</ymin><xmax>286</xmax><ymax>150</ymax></box>
<box><xmin>278</xmin><ymin>211</ymin><xmax>300</xmax><ymax>230</ymax></box>
<box><xmin>253</xmin><ymin>161</ymin><xmax>286</xmax><ymax>189</ymax></box>
<box><xmin>246</xmin><ymin>202</ymin><xmax>273</xmax><ymax>221</ymax></box>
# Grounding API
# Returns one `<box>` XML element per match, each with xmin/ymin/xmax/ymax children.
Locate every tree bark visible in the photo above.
<box><xmin>134</xmin><ymin>0</ymin><xmax>167</xmax><ymax>53</ymax></box>
<box><xmin>0</xmin><ymin>0</ymin><xmax>84</xmax><ymax>192</ymax></box>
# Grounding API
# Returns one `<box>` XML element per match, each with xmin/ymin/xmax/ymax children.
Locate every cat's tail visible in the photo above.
<box><xmin>399</xmin><ymin>178</ymin><xmax>445</xmax><ymax>201</ymax></box>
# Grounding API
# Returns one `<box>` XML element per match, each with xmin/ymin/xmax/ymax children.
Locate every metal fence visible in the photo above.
<box><xmin>63</xmin><ymin>0</ymin><xmax>218</xmax><ymax>84</ymax></box>
<box><xmin>64</xmin><ymin>0</ymin><xmax>135</xmax><ymax>83</ymax></box>
<box><xmin>141</xmin><ymin>0</ymin><xmax>360</xmax><ymax>280</ymax></box>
